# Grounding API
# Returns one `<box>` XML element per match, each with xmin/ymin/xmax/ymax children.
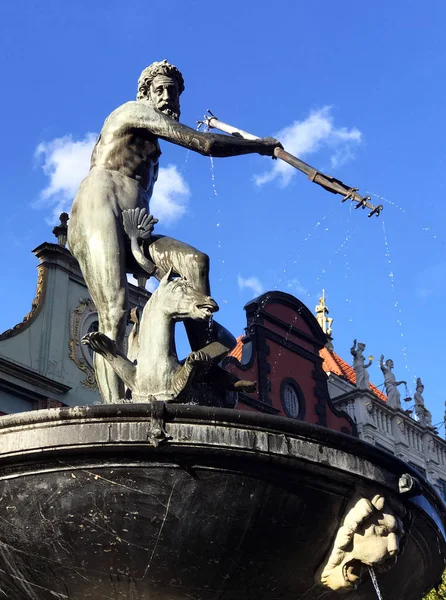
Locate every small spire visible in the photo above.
<box><xmin>53</xmin><ymin>213</ymin><xmax>69</xmax><ymax>247</ymax></box>
<box><xmin>315</xmin><ymin>289</ymin><xmax>334</xmax><ymax>349</ymax></box>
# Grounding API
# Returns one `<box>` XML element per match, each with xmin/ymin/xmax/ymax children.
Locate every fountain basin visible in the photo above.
<box><xmin>0</xmin><ymin>404</ymin><xmax>444</xmax><ymax>599</ymax></box>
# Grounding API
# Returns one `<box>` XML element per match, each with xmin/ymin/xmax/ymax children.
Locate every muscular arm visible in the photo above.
<box><xmin>111</xmin><ymin>102</ymin><xmax>277</xmax><ymax>158</ymax></box>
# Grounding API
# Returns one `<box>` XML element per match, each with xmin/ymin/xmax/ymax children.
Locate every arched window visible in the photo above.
<box><xmin>280</xmin><ymin>378</ymin><xmax>305</xmax><ymax>420</ymax></box>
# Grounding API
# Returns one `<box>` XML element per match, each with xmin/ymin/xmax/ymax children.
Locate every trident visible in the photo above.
<box><xmin>198</xmin><ymin>110</ymin><xmax>383</xmax><ymax>218</ymax></box>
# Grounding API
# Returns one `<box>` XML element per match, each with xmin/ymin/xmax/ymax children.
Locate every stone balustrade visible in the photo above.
<box><xmin>332</xmin><ymin>388</ymin><xmax>446</xmax><ymax>501</ymax></box>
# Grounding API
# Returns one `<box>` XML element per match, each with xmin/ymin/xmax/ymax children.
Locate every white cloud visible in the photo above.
<box><xmin>35</xmin><ymin>135</ymin><xmax>190</xmax><ymax>225</ymax></box>
<box><xmin>127</xmin><ymin>274</ymin><xmax>159</xmax><ymax>292</ymax></box>
<box><xmin>287</xmin><ymin>278</ymin><xmax>308</xmax><ymax>297</ymax></box>
<box><xmin>238</xmin><ymin>274</ymin><xmax>264</xmax><ymax>297</ymax></box>
<box><xmin>35</xmin><ymin>133</ymin><xmax>97</xmax><ymax>220</ymax></box>
<box><xmin>150</xmin><ymin>164</ymin><xmax>190</xmax><ymax>224</ymax></box>
<box><xmin>254</xmin><ymin>106</ymin><xmax>362</xmax><ymax>187</ymax></box>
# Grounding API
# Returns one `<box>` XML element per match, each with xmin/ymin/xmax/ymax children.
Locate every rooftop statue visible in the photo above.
<box><xmin>351</xmin><ymin>339</ymin><xmax>373</xmax><ymax>390</ymax></box>
<box><xmin>315</xmin><ymin>290</ymin><xmax>333</xmax><ymax>337</ymax></box>
<box><xmin>68</xmin><ymin>60</ymin><xmax>280</xmax><ymax>403</ymax></box>
<box><xmin>413</xmin><ymin>377</ymin><xmax>432</xmax><ymax>428</ymax></box>
<box><xmin>380</xmin><ymin>355</ymin><xmax>406</xmax><ymax>409</ymax></box>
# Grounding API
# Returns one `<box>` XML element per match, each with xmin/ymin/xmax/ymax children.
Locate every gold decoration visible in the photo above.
<box><xmin>0</xmin><ymin>265</ymin><xmax>49</xmax><ymax>340</ymax></box>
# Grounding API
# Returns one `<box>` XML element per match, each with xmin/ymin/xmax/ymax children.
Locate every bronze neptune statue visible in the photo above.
<box><xmin>69</xmin><ymin>60</ymin><xmax>281</xmax><ymax>403</ymax></box>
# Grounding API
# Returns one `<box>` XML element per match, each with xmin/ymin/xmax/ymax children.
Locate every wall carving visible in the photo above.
<box><xmin>316</xmin><ymin>492</ymin><xmax>405</xmax><ymax>592</ymax></box>
<box><xmin>69</xmin><ymin>298</ymin><xmax>98</xmax><ymax>390</ymax></box>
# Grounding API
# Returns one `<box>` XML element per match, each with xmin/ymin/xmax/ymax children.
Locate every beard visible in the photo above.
<box><xmin>139</xmin><ymin>93</ymin><xmax>181</xmax><ymax>121</ymax></box>
<box><xmin>161</xmin><ymin>106</ymin><xmax>180</xmax><ymax>121</ymax></box>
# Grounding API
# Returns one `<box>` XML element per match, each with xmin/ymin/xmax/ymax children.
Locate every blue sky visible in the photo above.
<box><xmin>0</xmin><ymin>1</ymin><xmax>445</xmax><ymax>427</ymax></box>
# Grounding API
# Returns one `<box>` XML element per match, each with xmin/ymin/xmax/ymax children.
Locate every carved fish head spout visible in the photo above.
<box><xmin>316</xmin><ymin>493</ymin><xmax>405</xmax><ymax>593</ymax></box>
<box><xmin>155</xmin><ymin>268</ymin><xmax>219</xmax><ymax>322</ymax></box>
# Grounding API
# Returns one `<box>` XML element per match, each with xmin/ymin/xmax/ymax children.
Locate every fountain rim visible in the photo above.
<box><xmin>0</xmin><ymin>402</ymin><xmax>444</xmax><ymax>514</ymax></box>
<box><xmin>0</xmin><ymin>404</ymin><xmax>444</xmax><ymax>600</ymax></box>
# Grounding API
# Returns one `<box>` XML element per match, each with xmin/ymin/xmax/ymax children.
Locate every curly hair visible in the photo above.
<box><xmin>137</xmin><ymin>60</ymin><xmax>185</xmax><ymax>101</ymax></box>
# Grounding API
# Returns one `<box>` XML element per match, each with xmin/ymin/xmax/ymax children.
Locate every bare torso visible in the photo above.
<box><xmin>91</xmin><ymin>103</ymin><xmax>162</xmax><ymax>200</ymax></box>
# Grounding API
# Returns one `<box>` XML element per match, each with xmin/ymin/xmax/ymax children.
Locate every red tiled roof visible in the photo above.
<box><xmin>228</xmin><ymin>337</ymin><xmax>387</xmax><ymax>402</ymax></box>
<box><xmin>320</xmin><ymin>347</ymin><xmax>387</xmax><ymax>402</ymax></box>
<box><xmin>228</xmin><ymin>336</ymin><xmax>244</xmax><ymax>362</ymax></box>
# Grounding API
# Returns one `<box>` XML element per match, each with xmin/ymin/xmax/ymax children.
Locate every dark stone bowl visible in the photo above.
<box><xmin>0</xmin><ymin>404</ymin><xmax>444</xmax><ymax>599</ymax></box>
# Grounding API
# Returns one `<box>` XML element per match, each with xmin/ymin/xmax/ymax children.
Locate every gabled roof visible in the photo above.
<box><xmin>229</xmin><ymin>336</ymin><xmax>244</xmax><ymax>362</ymax></box>
<box><xmin>228</xmin><ymin>338</ymin><xmax>387</xmax><ymax>402</ymax></box>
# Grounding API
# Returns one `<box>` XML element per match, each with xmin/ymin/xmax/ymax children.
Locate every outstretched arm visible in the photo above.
<box><xmin>113</xmin><ymin>102</ymin><xmax>281</xmax><ymax>158</ymax></box>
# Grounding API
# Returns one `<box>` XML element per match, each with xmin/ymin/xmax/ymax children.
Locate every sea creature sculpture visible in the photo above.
<box><xmin>82</xmin><ymin>269</ymin><xmax>218</xmax><ymax>402</ymax></box>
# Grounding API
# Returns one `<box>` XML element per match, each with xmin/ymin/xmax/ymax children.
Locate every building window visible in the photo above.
<box><xmin>280</xmin><ymin>378</ymin><xmax>305</xmax><ymax>420</ymax></box>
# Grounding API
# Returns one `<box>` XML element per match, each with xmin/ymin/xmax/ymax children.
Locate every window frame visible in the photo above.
<box><xmin>280</xmin><ymin>377</ymin><xmax>306</xmax><ymax>420</ymax></box>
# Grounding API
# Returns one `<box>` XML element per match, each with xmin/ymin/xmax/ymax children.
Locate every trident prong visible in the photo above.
<box><xmin>368</xmin><ymin>204</ymin><xmax>383</xmax><ymax>218</ymax></box>
<box><xmin>354</xmin><ymin>197</ymin><xmax>369</xmax><ymax>210</ymax></box>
